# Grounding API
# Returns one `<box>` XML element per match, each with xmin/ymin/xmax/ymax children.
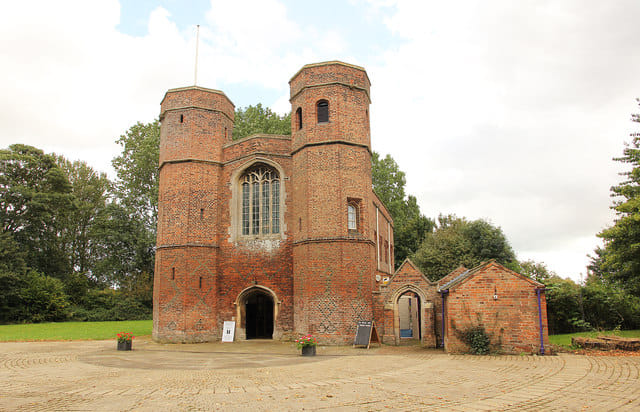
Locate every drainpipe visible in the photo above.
<box><xmin>440</xmin><ymin>290</ymin><xmax>448</xmax><ymax>348</ymax></box>
<box><xmin>536</xmin><ymin>288</ymin><xmax>545</xmax><ymax>355</ymax></box>
<box><xmin>375</xmin><ymin>207</ymin><xmax>380</xmax><ymax>271</ymax></box>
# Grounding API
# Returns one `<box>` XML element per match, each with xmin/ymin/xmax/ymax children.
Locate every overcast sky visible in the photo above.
<box><xmin>2</xmin><ymin>0</ymin><xmax>640</xmax><ymax>282</ymax></box>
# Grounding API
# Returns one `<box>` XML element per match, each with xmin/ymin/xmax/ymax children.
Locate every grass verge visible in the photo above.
<box><xmin>549</xmin><ymin>329</ymin><xmax>640</xmax><ymax>348</ymax></box>
<box><xmin>0</xmin><ymin>320</ymin><xmax>152</xmax><ymax>342</ymax></box>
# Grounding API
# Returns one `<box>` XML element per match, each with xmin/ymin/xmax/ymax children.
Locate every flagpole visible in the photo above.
<box><xmin>194</xmin><ymin>24</ymin><xmax>200</xmax><ymax>86</ymax></box>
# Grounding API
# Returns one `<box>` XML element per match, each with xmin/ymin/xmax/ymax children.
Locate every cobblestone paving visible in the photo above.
<box><xmin>1</xmin><ymin>339</ymin><xmax>639</xmax><ymax>411</ymax></box>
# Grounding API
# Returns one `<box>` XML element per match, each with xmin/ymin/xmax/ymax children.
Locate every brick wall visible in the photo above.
<box><xmin>155</xmin><ymin>62</ymin><xmax>382</xmax><ymax>345</ymax></box>
<box><xmin>291</xmin><ymin>62</ymin><xmax>376</xmax><ymax>344</ymax></box>
<box><xmin>444</xmin><ymin>262</ymin><xmax>549</xmax><ymax>354</ymax></box>
<box><xmin>375</xmin><ymin>259</ymin><xmax>439</xmax><ymax>346</ymax></box>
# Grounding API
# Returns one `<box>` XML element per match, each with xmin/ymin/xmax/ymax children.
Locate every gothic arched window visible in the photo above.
<box><xmin>241</xmin><ymin>164</ymin><xmax>280</xmax><ymax>235</ymax></box>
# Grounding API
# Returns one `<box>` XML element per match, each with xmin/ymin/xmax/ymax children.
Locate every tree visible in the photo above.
<box><xmin>112</xmin><ymin>121</ymin><xmax>160</xmax><ymax>233</ymax></box>
<box><xmin>371</xmin><ymin>152</ymin><xmax>434</xmax><ymax>266</ymax></box>
<box><xmin>543</xmin><ymin>275</ymin><xmax>584</xmax><ymax>334</ymax></box>
<box><xmin>0</xmin><ymin>144</ymin><xmax>73</xmax><ymax>278</ymax></box>
<box><xmin>595</xmin><ymin>99</ymin><xmax>640</xmax><ymax>296</ymax></box>
<box><xmin>56</xmin><ymin>157</ymin><xmax>110</xmax><ymax>275</ymax></box>
<box><xmin>582</xmin><ymin>274</ymin><xmax>640</xmax><ymax>330</ymax></box>
<box><xmin>519</xmin><ymin>260</ymin><xmax>554</xmax><ymax>283</ymax></box>
<box><xmin>411</xmin><ymin>214</ymin><xmax>518</xmax><ymax>281</ymax></box>
<box><xmin>232</xmin><ymin>104</ymin><xmax>291</xmax><ymax>140</ymax></box>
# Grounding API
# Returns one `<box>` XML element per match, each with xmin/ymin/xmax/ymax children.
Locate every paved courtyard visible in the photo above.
<box><xmin>1</xmin><ymin>338</ymin><xmax>639</xmax><ymax>411</ymax></box>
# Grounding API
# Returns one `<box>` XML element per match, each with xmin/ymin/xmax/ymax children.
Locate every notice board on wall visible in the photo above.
<box><xmin>353</xmin><ymin>320</ymin><xmax>380</xmax><ymax>348</ymax></box>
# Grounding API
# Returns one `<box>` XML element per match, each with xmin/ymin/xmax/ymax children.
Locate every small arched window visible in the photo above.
<box><xmin>348</xmin><ymin>203</ymin><xmax>358</xmax><ymax>231</ymax></box>
<box><xmin>317</xmin><ymin>100</ymin><xmax>329</xmax><ymax>123</ymax></box>
<box><xmin>296</xmin><ymin>107</ymin><xmax>303</xmax><ymax>130</ymax></box>
<box><xmin>241</xmin><ymin>164</ymin><xmax>280</xmax><ymax>236</ymax></box>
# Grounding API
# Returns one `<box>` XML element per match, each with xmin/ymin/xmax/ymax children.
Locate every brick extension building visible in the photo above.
<box><xmin>153</xmin><ymin>61</ymin><xmax>549</xmax><ymax>353</ymax></box>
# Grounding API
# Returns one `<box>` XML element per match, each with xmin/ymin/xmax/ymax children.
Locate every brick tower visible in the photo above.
<box><xmin>290</xmin><ymin>62</ymin><xmax>377</xmax><ymax>343</ymax></box>
<box><xmin>153</xmin><ymin>86</ymin><xmax>234</xmax><ymax>342</ymax></box>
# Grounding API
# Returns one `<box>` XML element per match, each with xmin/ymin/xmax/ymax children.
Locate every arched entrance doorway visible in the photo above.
<box><xmin>245</xmin><ymin>290</ymin><xmax>274</xmax><ymax>339</ymax></box>
<box><xmin>398</xmin><ymin>291</ymin><xmax>421</xmax><ymax>342</ymax></box>
<box><xmin>385</xmin><ymin>284</ymin><xmax>435</xmax><ymax>346</ymax></box>
<box><xmin>235</xmin><ymin>286</ymin><xmax>277</xmax><ymax>340</ymax></box>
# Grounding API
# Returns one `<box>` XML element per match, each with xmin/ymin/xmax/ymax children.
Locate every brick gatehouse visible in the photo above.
<box><xmin>153</xmin><ymin>61</ymin><xmax>549</xmax><ymax>353</ymax></box>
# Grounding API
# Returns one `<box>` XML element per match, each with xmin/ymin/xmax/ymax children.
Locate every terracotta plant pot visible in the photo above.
<box><xmin>117</xmin><ymin>340</ymin><xmax>132</xmax><ymax>351</ymax></box>
<box><xmin>301</xmin><ymin>345</ymin><xmax>316</xmax><ymax>356</ymax></box>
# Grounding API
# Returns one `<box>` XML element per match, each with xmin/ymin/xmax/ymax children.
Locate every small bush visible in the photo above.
<box><xmin>461</xmin><ymin>326</ymin><xmax>490</xmax><ymax>355</ymax></box>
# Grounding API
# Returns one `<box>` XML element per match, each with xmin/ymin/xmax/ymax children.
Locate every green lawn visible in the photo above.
<box><xmin>0</xmin><ymin>320</ymin><xmax>152</xmax><ymax>342</ymax></box>
<box><xmin>549</xmin><ymin>330</ymin><xmax>640</xmax><ymax>348</ymax></box>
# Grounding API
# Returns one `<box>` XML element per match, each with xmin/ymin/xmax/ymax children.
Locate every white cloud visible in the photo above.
<box><xmin>0</xmin><ymin>1</ymin><xmax>196</xmax><ymax>173</ymax></box>
<box><xmin>368</xmin><ymin>0</ymin><xmax>640</xmax><ymax>279</ymax></box>
<box><xmin>2</xmin><ymin>0</ymin><xmax>639</xmax><ymax>281</ymax></box>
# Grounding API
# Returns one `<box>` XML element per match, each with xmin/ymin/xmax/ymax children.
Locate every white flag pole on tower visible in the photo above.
<box><xmin>194</xmin><ymin>24</ymin><xmax>200</xmax><ymax>86</ymax></box>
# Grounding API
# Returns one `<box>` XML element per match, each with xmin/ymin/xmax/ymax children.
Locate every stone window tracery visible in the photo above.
<box><xmin>240</xmin><ymin>164</ymin><xmax>280</xmax><ymax>236</ymax></box>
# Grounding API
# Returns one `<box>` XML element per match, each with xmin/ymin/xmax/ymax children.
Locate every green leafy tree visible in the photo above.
<box><xmin>90</xmin><ymin>202</ymin><xmax>154</xmax><ymax>286</ymax></box>
<box><xmin>20</xmin><ymin>270</ymin><xmax>70</xmax><ymax>323</ymax></box>
<box><xmin>543</xmin><ymin>275</ymin><xmax>584</xmax><ymax>334</ymax></box>
<box><xmin>112</xmin><ymin>121</ymin><xmax>160</xmax><ymax>232</ymax></box>
<box><xmin>371</xmin><ymin>152</ymin><xmax>434</xmax><ymax>266</ymax></box>
<box><xmin>0</xmin><ymin>271</ymin><xmax>28</xmax><ymax>323</ymax></box>
<box><xmin>412</xmin><ymin>214</ymin><xmax>518</xmax><ymax>281</ymax></box>
<box><xmin>595</xmin><ymin>99</ymin><xmax>640</xmax><ymax>296</ymax></box>
<box><xmin>56</xmin><ymin>157</ymin><xmax>110</xmax><ymax>275</ymax></box>
<box><xmin>519</xmin><ymin>260</ymin><xmax>553</xmax><ymax>283</ymax></box>
<box><xmin>0</xmin><ymin>144</ymin><xmax>73</xmax><ymax>278</ymax></box>
<box><xmin>582</xmin><ymin>274</ymin><xmax>640</xmax><ymax>330</ymax></box>
<box><xmin>0</xmin><ymin>231</ymin><xmax>26</xmax><ymax>274</ymax></box>
<box><xmin>232</xmin><ymin>104</ymin><xmax>291</xmax><ymax>140</ymax></box>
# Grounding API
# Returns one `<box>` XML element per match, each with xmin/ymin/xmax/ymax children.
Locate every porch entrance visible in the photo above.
<box><xmin>245</xmin><ymin>290</ymin><xmax>274</xmax><ymax>339</ymax></box>
<box><xmin>398</xmin><ymin>291</ymin><xmax>421</xmax><ymax>342</ymax></box>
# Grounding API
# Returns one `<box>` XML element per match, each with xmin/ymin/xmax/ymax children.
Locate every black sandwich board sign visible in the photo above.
<box><xmin>353</xmin><ymin>320</ymin><xmax>380</xmax><ymax>348</ymax></box>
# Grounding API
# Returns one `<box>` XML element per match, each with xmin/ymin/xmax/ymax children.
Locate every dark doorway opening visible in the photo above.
<box><xmin>245</xmin><ymin>291</ymin><xmax>274</xmax><ymax>339</ymax></box>
<box><xmin>398</xmin><ymin>291</ymin><xmax>421</xmax><ymax>342</ymax></box>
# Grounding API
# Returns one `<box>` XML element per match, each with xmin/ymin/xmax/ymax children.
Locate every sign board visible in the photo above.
<box><xmin>353</xmin><ymin>320</ymin><xmax>380</xmax><ymax>348</ymax></box>
<box><xmin>222</xmin><ymin>321</ymin><xmax>235</xmax><ymax>342</ymax></box>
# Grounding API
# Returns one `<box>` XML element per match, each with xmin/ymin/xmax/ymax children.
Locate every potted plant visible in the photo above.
<box><xmin>295</xmin><ymin>334</ymin><xmax>317</xmax><ymax>356</ymax></box>
<box><xmin>117</xmin><ymin>332</ymin><xmax>134</xmax><ymax>351</ymax></box>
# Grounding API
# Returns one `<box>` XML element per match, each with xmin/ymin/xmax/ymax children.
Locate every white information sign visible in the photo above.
<box><xmin>222</xmin><ymin>321</ymin><xmax>235</xmax><ymax>342</ymax></box>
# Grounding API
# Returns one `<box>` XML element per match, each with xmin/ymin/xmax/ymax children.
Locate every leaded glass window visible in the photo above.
<box><xmin>240</xmin><ymin>165</ymin><xmax>280</xmax><ymax>236</ymax></box>
<box><xmin>348</xmin><ymin>204</ymin><xmax>357</xmax><ymax>230</ymax></box>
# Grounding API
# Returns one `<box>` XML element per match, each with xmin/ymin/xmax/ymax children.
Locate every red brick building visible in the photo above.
<box><xmin>378</xmin><ymin>259</ymin><xmax>549</xmax><ymax>354</ymax></box>
<box><xmin>153</xmin><ymin>61</ymin><xmax>394</xmax><ymax>345</ymax></box>
<box><xmin>153</xmin><ymin>61</ymin><xmax>549</xmax><ymax>353</ymax></box>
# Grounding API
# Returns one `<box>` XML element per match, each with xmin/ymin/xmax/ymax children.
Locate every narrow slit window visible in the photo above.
<box><xmin>199</xmin><ymin>277</ymin><xmax>202</xmax><ymax>288</ymax></box>
<box><xmin>172</xmin><ymin>267</ymin><xmax>175</xmax><ymax>280</ymax></box>
<box><xmin>317</xmin><ymin>100</ymin><xmax>329</xmax><ymax>123</ymax></box>
<box><xmin>180</xmin><ymin>114</ymin><xmax>184</xmax><ymax>123</ymax></box>
<box><xmin>296</xmin><ymin>107</ymin><xmax>303</xmax><ymax>130</ymax></box>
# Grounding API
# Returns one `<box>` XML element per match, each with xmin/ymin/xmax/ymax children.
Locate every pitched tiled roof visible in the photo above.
<box><xmin>437</xmin><ymin>265</ymin><xmax>468</xmax><ymax>288</ymax></box>
<box><xmin>437</xmin><ymin>260</ymin><xmax>544</xmax><ymax>292</ymax></box>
